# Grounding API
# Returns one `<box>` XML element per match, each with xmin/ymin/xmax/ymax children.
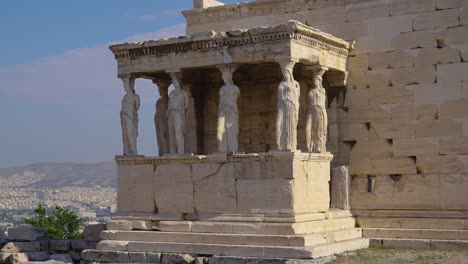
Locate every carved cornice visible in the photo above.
<box><xmin>109</xmin><ymin>21</ymin><xmax>350</xmax><ymax>61</ymax></box>
<box><xmin>115</xmin><ymin>151</ymin><xmax>333</xmax><ymax>166</ymax></box>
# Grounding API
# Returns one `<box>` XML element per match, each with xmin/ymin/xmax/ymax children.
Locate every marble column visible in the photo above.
<box><xmin>306</xmin><ymin>65</ymin><xmax>329</xmax><ymax>153</ymax></box>
<box><xmin>217</xmin><ymin>65</ymin><xmax>240</xmax><ymax>153</ymax></box>
<box><xmin>120</xmin><ymin>76</ymin><xmax>140</xmax><ymax>155</ymax></box>
<box><xmin>167</xmin><ymin>71</ymin><xmax>189</xmax><ymax>154</ymax></box>
<box><xmin>153</xmin><ymin>79</ymin><xmax>171</xmax><ymax>156</ymax></box>
<box><xmin>275</xmin><ymin>60</ymin><xmax>300</xmax><ymax>151</ymax></box>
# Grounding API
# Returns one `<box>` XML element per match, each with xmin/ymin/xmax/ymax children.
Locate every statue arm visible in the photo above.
<box><xmin>135</xmin><ymin>95</ymin><xmax>141</xmax><ymax>111</ymax></box>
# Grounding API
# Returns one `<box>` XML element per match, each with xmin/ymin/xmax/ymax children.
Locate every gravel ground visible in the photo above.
<box><xmin>329</xmin><ymin>247</ymin><xmax>468</xmax><ymax>264</ymax></box>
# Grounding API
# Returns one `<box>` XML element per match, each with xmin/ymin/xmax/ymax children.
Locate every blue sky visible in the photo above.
<box><xmin>0</xmin><ymin>0</ymin><xmax>247</xmax><ymax>168</ymax></box>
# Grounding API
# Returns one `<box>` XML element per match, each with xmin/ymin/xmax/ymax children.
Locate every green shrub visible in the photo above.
<box><xmin>25</xmin><ymin>204</ymin><xmax>84</xmax><ymax>239</ymax></box>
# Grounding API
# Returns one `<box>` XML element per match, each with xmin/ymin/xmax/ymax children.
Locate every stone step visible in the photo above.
<box><xmin>89</xmin><ymin>238</ymin><xmax>369</xmax><ymax>260</ymax></box>
<box><xmin>153</xmin><ymin>217</ymin><xmax>357</xmax><ymax>235</ymax></box>
<box><xmin>357</xmin><ymin>217</ymin><xmax>468</xmax><ymax>230</ymax></box>
<box><xmin>100</xmin><ymin>228</ymin><xmax>362</xmax><ymax>247</ymax></box>
<box><xmin>363</xmin><ymin>228</ymin><xmax>468</xmax><ymax>240</ymax></box>
<box><xmin>370</xmin><ymin>238</ymin><xmax>468</xmax><ymax>251</ymax></box>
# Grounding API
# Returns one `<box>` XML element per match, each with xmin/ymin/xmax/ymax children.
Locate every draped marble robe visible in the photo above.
<box><xmin>217</xmin><ymin>67</ymin><xmax>240</xmax><ymax>153</ymax></box>
<box><xmin>120</xmin><ymin>77</ymin><xmax>140</xmax><ymax>155</ymax></box>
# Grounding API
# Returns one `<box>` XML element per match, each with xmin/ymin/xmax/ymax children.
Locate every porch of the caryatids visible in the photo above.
<box><xmin>305</xmin><ymin>65</ymin><xmax>329</xmax><ymax>153</ymax></box>
<box><xmin>153</xmin><ymin>78</ymin><xmax>171</xmax><ymax>156</ymax></box>
<box><xmin>216</xmin><ymin>64</ymin><xmax>240</xmax><ymax>153</ymax></box>
<box><xmin>120</xmin><ymin>76</ymin><xmax>140</xmax><ymax>156</ymax></box>
<box><xmin>275</xmin><ymin>60</ymin><xmax>300</xmax><ymax>151</ymax></box>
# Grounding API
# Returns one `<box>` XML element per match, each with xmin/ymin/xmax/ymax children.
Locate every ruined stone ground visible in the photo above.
<box><xmin>329</xmin><ymin>247</ymin><xmax>468</xmax><ymax>264</ymax></box>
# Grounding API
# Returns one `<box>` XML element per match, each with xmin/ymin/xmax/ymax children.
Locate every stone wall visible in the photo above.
<box><xmin>184</xmin><ymin>0</ymin><xmax>468</xmax><ymax>215</ymax></box>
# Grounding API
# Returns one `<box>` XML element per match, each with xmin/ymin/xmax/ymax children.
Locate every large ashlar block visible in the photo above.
<box><xmin>368</xmin><ymin>66</ymin><xmax>436</xmax><ymax>87</ymax></box>
<box><xmin>117</xmin><ymin>165</ymin><xmax>155</xmax><ymax>213</ymax></box>
<box><xmin>440</xmin><ymin>100</ymin><xmax>468</xmax><ymax>118</ymax></box>
<box><xmin>438</xmin><ymin>62</ymin><xmax>468</xmax><ymax>84</ymax></box>
<box><xmin>350</xmin><ymin>157</ymin><xmax>372</xmax><ymax>176</ymax></box>
<box><xmin>347</xmin><ymin>88</ymin><xmax>370</xmax><ymax>106</ymax></box>
<box><xmin>463</xmin><ymin>81</ymin><xmax>468</xmax><ymax>99</ymax></box>
<box><xmin>440</xmin><ymin>174</ymin><xmax>468</xmax><ymax>210</ymax></box>
<box><xmin>351</xmin><ymin>176</ymin><xmax>394</xmax><ymax>210</ymax></box>
<box><xmin>370</xmin><ymin>86</ymin><xmax>414</xmax><ymax>104</ymax></box>
<box><xmin>193</xmin><ymin>163</ymin><xmax>236</xmax><ymax>213</ymax></box>
<box><xmin>437</xmin><ymin>26</ymin><xmax>468</xmax><ymax>46</ymax></box>
<box><xmin>391</xmin><ymin>104</ymin><xmax>437</xmax><ymax>121</ymax></box>
<box><xmin>371</xmin><ymin>122</ymin><xmax>415</xmax><ymax>139</ymax></box>
<box><xmin>347</xmin><ymin>54</ymin><xmax>369</xmax><ymax>88</ymax></box>
<box><xmin>348</xmin><ymin>105</ymin><xmax>391</xmax><ymax>122</ymax></box>
<box><xmin>413</xmin><ymin>9</ymin><xmax>460</xmax><ymax>31</ymax></box>
<box><xmin>393</xmin><ymin>138</ymin><xmax>439</xmax><ymax>156</ymax></box>
<box><xmin>413</xmin><ymin>47</ymin><xmax>461</xmax><ymax>66</ymax></box>
<box><xmin>436</xmin><ymin>0</ymin><xmax>468</xmax><ymax>9</ymax></box>
<box><xmin>305</xmin><ymin>7</ymin><xmax>346</xmax><ymax>25</ymax></box>
<box><xmin>390</xmin><ymin>0</ymin><xmax>436</xmax><ymax>15</ymax></box>
<box><xmin>440</xmin><ymin>137</ymin><xmax>468</xmax><ymax>154</ymax></box>
<box><xmin>350</xmin><ymin>140</ymin><xmax>393</xmax><ymax>157</ymax></box>
<box><xmin>368</xmin><ymin>50</ymin><xmax>413</xmax><ymax>70</ymax></box>
<box><xmin>414</xmin><ymin>119</ymin><xmax>463</xmax><ymax>138</ymax></box>
<box><xmin>390</xmin><ymin>30</ymin><xmax>437</xmax><ymax>50</ymax></box>
<box><xmin>367</xmin><ymin>15</ymin><xmax>413</xmax><ymax>53</ymax></box>
<box><xmin>462</xmin><ymin>9</ymin><xmax>468</xmax><ymax>25</ymax></box>
<box><xmin>370</xmin><ymin>157</ymin><xmax>417</xmax><ymax>175</ymax></box>
<box><xmin>393</xmin><ymin>174</ymin><xmax>442</xmax><ymax>210</ymax></box>
<box><xmin>346</xmin><ymin>0</ymin><xmax>390</xmax><ymax>21</ymax></box>
<box><xmin>417</xmin><ymin>155</ymin><xmax>468</xmax><ymax>174</ymax></box>
<box><xmin>413</xmin><ymin>83</ymin><xmax>461</xmax><ymax>105</ymax></box>
<box><xmin>154</xmin><ymin>164</ymin><xmax>194</xmax><ymax>214</ymax></box>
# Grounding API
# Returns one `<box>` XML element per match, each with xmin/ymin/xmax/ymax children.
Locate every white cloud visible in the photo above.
<box><xmin>0</xmin><ymin>24</ymin><xmax>186</xmax><ymax>105</ymax></box>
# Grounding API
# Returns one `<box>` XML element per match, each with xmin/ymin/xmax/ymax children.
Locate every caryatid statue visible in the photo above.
<box><xmin>276</xmin><ymin>61</ymin><xmax>300</xmax><ymax>151</ymax></box>
<box><xmin>120</xmin><ymin>76</ymin><xmax>140</xmax><ymax>155</ymax></box>
<box><xmin>154</xmin><ymin>79</ymin><xmax>171</xmax><ymax>156</ymax></box>
<box><xmin>306</xmin><ymin>66</ymin><xmax>329</xmax><ymax>153</ymax></box>
<box><xmin>217</xmin><ymin>65</ymin><xmax>240</xmax><ymax>153</ymax></box>
<box><xmin>167</xmin><ymin>72</ymin><xmax>189</xmax><ymax>154</ymax></box>
<box><xmin>183</xmin><ymin>84</ymin><xmax>198</xmax><ymax>155</ymax></box>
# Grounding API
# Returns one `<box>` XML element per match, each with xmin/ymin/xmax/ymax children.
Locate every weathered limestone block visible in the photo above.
<box><xmin>27</xmin><ymin>251</ymin><xmax>49</xmax><ymax>261</ymax></box>
<box><xmin>193</xmin><ymin>163</ymin><xmax>237</xmax><ymax>213</ymax></box>
<box><xmin>370</xmin><ymin>86</ymin><xmax>414</xmax><ymax>104</ymax></box>
<box><xmin>159</xmin><ymin>221</ymin><xmax>192</xmax><ymax>232</ymax></box>
<box><xmin>106</xmin><ymin>220</ymin><xmax>132</xmax><ymax>231</ymax></box>
<box><xmin>415</xmin><ymin>119</ymin><xmax>463</xmax><ymax>138</ymax></box>
<box><xmin>438</xmin><ymin>62</ymin><xmax>468</xmax><ymax>86</ymax></box>
<box><xmin>161</xmin><ymin>253</ymin><xmax>195</xmax><ymax>264</ymax></box>
<box><xmin>350</xmin><ymin>157</ymin><xmax>372</xmax><ymax>175</ymax></box>
<box><xmin>50</xmin><ymin>240</ymin><xmax>70</xmax><ymax>251</ymax></box>
<box><xmin>71</xmin><ymin>240</ymin><xmax>96</xmax><ymax>251</ymax></box>
<box><xmin>83</xmin><ymin>224</ymin><xmax>105</xmax><ymax>242</ymax></box>
<box><xmin>96</xmin><ymin>241</ymin><xmax>128</xmax><ymax>251</ymax></box>
<box><xmin>413</xmin><ymin>47</ymin><xmax>461</xmax><ymax>66</ymax></box>
<box><xmin>393</xmin><ymin>138</ymin><xmax>438</xmax><ymax>156</ymax></box>
<box><xmin>1</xmin><ymin>242</ymin><xmax>40</xmax><ymax>253</ymax></box>
<box><xmin>371</xmin><ymin>157</ymin><xmax>417</xmax><ymax>175</ymax></box>
<box><xmin>351</xmin><ymin>176</ymin><xmax>394</xmax><ymax>209</ymax></box>
<box><xmin>129</xmin><ymin>252</ymin><xmax>146</xmax><ymax>263</ymax></box>
<box><xmin>440</xmin><ymin>138</ymin><xmax>468</xmax><ymax>155</ymax></box>
<box><xmin>368</xmin><ymin>50</ymin><xmax>413</xmax><ymax>70</ymax></box>
<box><xmin>305</xmin><ymin>7</ymin><xmax>346</xmax><ymax>25</ymax></box>
<box><xmin>437</xmin><ymin>26</ymin><xmax>468</xmax><ymax>46</ymax></box>
<box><xmin>390</xmin><ymin>0</ymin><xmax>436</xmax><ymax>15</ymax></box>
<box><xmin>371</xmin><ymin>122</ymin><xmax>415</xmax><ymax>139</ymax></box>
<box><xmin>347</xmin><ymin>88</ymin><xmax>369</xmax><ymax>106</ymax></box>
<box><xmin>391</xmin><ymin>30</ymin><xmax>437</xmax><ymax>50</ymax></box>
<box><xmin>5</xmin><ymin>253</ymin><xmax>28</xmax><ymax>264</ymax></box>
<box><xmin>417</xmin><ymin>155</ymin><xmax>468</xmax><ymax>174</ymax></box>
<box><xmin>391</xmin><ymin>104</ymin><xmax>437</xmax><ymax>121</ymax></box>
<box><xmin>440</xmin><ymin>100</ymin><xmax>468</xmax><ymax>118</ymax></box>
<box><xmin>294</xmin><ymin>170</ymin><xmax>330</xmax><ymax>213</ymax></box>
<box><xmin>154</xmin><ymin>164</ymin><xmax>194</xmax><ymax>214</ymax></box>
<box><xmin>117</xmin><ymin>164</ymin><xmax>155</xmax><ymax>213</ymax></box>
<box><xmin>234</xmin><ymin>161</ymin><xmax>296</xmax><ymax>179</ymax></box>
<box><xmin>463</xmin><ymin>81</ymin><xmax>468</xmax><ymax>99</ymax></box>
<box><xmin>347</xmin><ymin>54</ymin><xmax>369</xmax><ymax>88</ymax></box>
<box><xmin>436</xmin><ymin>0</ymin><xmax>468</xmax><ymax>9</ymax></box>
<box><xmin>50</xmin><ymin>254</ymin><xmax>72</xmax><ymax>264</ymax></box>
<box><xmin>413</xmin><ymin>83</ymin><xmax>461</xmax><ymax>105</ymax></box>
<box><xmin>346</xmin><ymin>0</ymin><xmax>390</xmax><ymax>21</ymax></box>
<box><xmin>440</xmin><ymin>174</ymin><xmax>468</xmax><ymax>210</ymax></box>
<box><xmin>347</xmin><ymin>124</ymin><xmax>375</xmax><ymax>140</ymax></box>
<box><xmin>368</xmin><ymin>66</ymin><xmax>436</xmax><ymax>87</ymax></box>
<box><xmin>462</xmin><ymin>9</ymin><xmax>468</xmax><ymax>25</ymax></box>
<box><xmin>236</xmin><ymin>179</ymin><xmax>294</xmax><ymax>214</ymax></box>
<box><xmin>6</xmin><ymin>225</ymin><xmax>45</xmax><ymax>242</ymax></box>
<box><xmin>413</xmin><ymin>9</ymin><xmax>460</xmax><ymax>31</ymax></box>
<box><xmin>147</xmin><ymin>252</ymin><xmax>162</xmax><ymax>263</ymax></box>
<box><xmin>330</xmin><ymin>166</ymin><xmax>350</xmax><ymax>210</ymax></box>
<box><xmin>348</xmin><ymin>105</ymin><xmax>391</xmax><ymax>122</ymax></box>
<box><xmin>350</xmin><ymin>140</ymin><xmax>393</xmax><ymax>157</ymax></box>
<box><xmin>81</xmin><ymin>249</ymin><xmax>129</xmax><ymax>263</ymax></box>
<box><xmin>393</xmin><ymin>174</ymin><xmax>442</xmax><ymax>210</ymax></box>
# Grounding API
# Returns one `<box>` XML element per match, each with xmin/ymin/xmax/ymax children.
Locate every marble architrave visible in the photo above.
<box><xmin>217</xmin><ymin>65</ymin><xmax>240</xmax><ymax>153</ymax></box>
<box><xmin>167</xmin><ymin>72</ymin><xmax>189</xmax><ymax>154</ymax></box>
<box><xmin>120</xmin><ymin>77</ymin><xmax>140</xmax><ymax>156</ymax></box>
<box><xmin>154</xmin><ymin>79</ymin><xmax>171</xmax><ymax>156</ymax></box>
<box><xmin>306</xmin><ymin>66</ymin><xmax>329</xmax><ymax>153</ymax></box>
<box><xmin>276</xmin><ymin>61</ymin><xmax>300</xmax><ymax>151</ymax></box>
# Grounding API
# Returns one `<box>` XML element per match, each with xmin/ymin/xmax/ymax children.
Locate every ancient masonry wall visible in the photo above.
<box><xmin>185</xmin><ymin>0</ymin><xmax>468</xmax><ymax>215</ymax></box>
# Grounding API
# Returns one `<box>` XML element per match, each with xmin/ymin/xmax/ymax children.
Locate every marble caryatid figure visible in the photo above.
<box><xmin>154</xmin><ymin>79</ymin><xmax>171</xmax><ymax>156</ymax></box>
<box><xmin>276</xmin><ymin>62</ymin><xmax>300</xmax><ymax>151</ymax></box>
<box><xmin>120</xmin><ymin>77</ymin><xmax>140</xmax><ymax>155</ymax></box>
<box><xmin>168</xmin><ymin>72</ymin><xmax>189</xmax><ymax>154</ymax></box>
<box><xmin>183</xmin><ymin>84</ymin><xmax>198</xmax><ymax>155</ymax></box>
<box><xmin>306</xmin><ymin>66</ymin><xmax>328</xmax><ymax>153</ymax></box>
<box><xmin>217</xmin><ymin>65</ymin><xmax>240</xmax><ymax>153</ymax></box>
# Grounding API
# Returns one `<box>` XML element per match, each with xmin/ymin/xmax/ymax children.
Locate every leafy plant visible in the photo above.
<box><xmin>25</xmin><ymin>204</ymin><xmax>84</xmax><ymax>239</ymax></box>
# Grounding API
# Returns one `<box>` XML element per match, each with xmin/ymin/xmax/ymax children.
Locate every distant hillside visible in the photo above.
<box><xmin>0</xmin><ymin>162</ymin><xmax>117</xmax><ymax>188</ymax></box>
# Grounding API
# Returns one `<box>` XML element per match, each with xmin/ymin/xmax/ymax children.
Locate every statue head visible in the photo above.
<box><xmin>220</xmin><ymin>66</ymin><xmax>235</xmax><ymax>86</ymax></box>
<box><xmin>282</xmin><ymin>66</ymin><xmax>294</xmax><ymax>82</ymax></box>
<box><xmin>122</xmin><ymin>77</ymin><xmax>135</xmax><ymax>94</ymax></box>
<box><xmin>313</xmin><ymin>75</ymin><xmax>323</xmax><ymax>89</ymax></box>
